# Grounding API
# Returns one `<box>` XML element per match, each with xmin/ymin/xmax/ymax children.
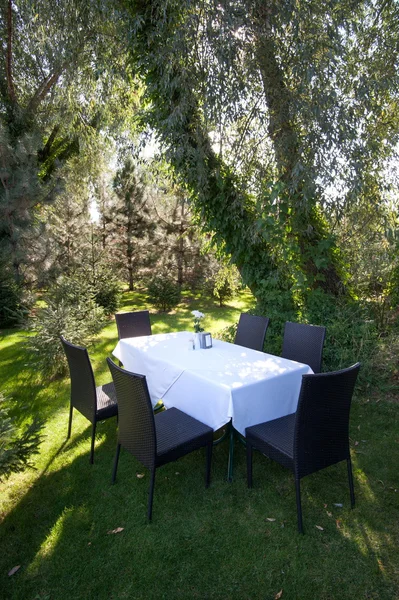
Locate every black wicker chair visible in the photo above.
<box><xmin>61</xmin><ymin>337</ymin><xmax>118</xmax><ymax>464</ymax></box>
<box><xmin>115</xmin><ymin>310</ymin><xmax>152</xmax><ymax>340</ymax></box>
<box><xmin>282</xmin><ymin>321</ymin><xmax>326</xmax><ymax>373</ymax></box>
<box><xmin>107</xmin><ymin>358</ymin><xmax>213</xmax><ymax>521</ymax></box>
<box><xmin>234</xmin><ymin>313</ymin><xmax>270</xmax><ymax>352</ymax></box>
<box><xmin>246</xmin><ymin>362</ymin><xmax>361</xmax><ymax>533</ymax></box>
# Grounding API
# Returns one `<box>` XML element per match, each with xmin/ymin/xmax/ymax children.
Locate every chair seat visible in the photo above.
<box><xmin>96</xmin><ymin>382</ymin><xmax>118</xmax><ymax>419</ymax></box>
<box><xmin>155</xmin><ymin>407</ymin><xmax>213</xmax><ymax>459</ymax></box>
<box><xmin>246</xmin><ymin>413</ymin><xmax>296</xmax><ymax>469</ymax></box>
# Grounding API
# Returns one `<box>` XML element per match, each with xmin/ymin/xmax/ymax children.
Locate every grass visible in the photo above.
<box><xmin>0</xmin><ymin>289</ymin><xmax>398</xmax><ymax>599</ymax></box>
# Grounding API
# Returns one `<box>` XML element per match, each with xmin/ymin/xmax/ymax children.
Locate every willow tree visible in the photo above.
<box><xmin>120</xmin><ymin>0</ymin><xmax>399</xmax><ymax>312</ymax></box>
<box><xmin>0</xmin><ymin>0</ymin><xmax>139</xmax><ymax>285</ymax></box>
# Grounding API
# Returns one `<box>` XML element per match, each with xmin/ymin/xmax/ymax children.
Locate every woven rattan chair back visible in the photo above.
<box><xmin>282</xmin><ymin>321</ymin><xmax>326</xmax><ymax>373</ymax></box>
<box><xmin>115</xmin><ymin>310</ymin><xmax>152</xmax><ymax>340</ymax></box>
<box><xmin>294</xmin><ymin>363</ymin><xmax>361</xmax><ymax>479</ymax></box>
<box><xmin>107</xmin><ymin>358</ymin><xmax>156</xmax><ymax>470</ymax></box>
<box><xmin>61</xmin><ymin>337</ymin><xmax>97</xmax><ymax>422</ymax></box>
<box><xmin>234</xmin><ymin>313</ymin><xmax>270</xmax><ymax>351</ymax></box>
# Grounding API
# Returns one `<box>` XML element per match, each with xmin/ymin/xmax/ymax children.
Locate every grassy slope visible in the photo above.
<box><xmin>0</xmin><ymin>290</ymin><xmax>398</xmax><ymax>600</ymax></box>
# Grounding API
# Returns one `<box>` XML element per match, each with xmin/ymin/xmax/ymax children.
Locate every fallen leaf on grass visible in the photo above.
<box><xmin>326</xmin><ymin>511</ymin><xmax>332</xmax><ymax>518</ymax></box>
<box><xmin>336</xmin><ymin>520</ymin><xmax>342</xmax><ymax>529</ymax></box>
<box><xmin>8</xmin><ymin>566</ymin><xmax>21</xmax><ymax>577</ymax></box>
<box><xmin>275</xmin><ymin>590</ymin><xmax>283</xmax><ymax>599</ymax></box>
<box><xmin>315</xmin><ymin>525</ymin><xmax>324</xmax><ymax>531</ymax></box>
<box><xmin>266</xmin><ymin>518</ymin><xmax>276</xmax><ymax>522</ymax></box>
<box><xmin>136</xmin><ymin>473</ymin><xmax>145</xmax><ymax>479</ymax></box>
<box><xmin>107</xmin><ymin>527</ymin><xmax>124</xmax><ymax>535</ymax></box>
<box><xmin>377</xmin><ymin>559</ymin><xmax>385</xmax><ymax>573</ymax></box>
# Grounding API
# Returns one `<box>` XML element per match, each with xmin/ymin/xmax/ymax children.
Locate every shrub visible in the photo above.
<box><xmin>215</xmin><ymin>322</ymin><xmax>237</xmax><ymax>343</ymax></box>
<box><xmin>50</xmin><ymin>267</ymin><xmax>122</xmax><ymax>316</ymax></box>
<box><xmin>28</xmin><ymin>277</ymin><xmax>107</xmax><ymax>379</ymax></box>
<box><xmin>206</xmin><ymin>263</ymin><xmax>240</xmax><ymax>307</ymax></box>
<box><xmin>89</xmin><ymin>266</ymin><xmax>122</xmax><ymax>315</ymax></box>
<box><xmin>257</xmin><ymin>286</ymin><xmax>382</xmax><ymax>391</ymax></box>
<box><xmin>0</xmin><ymin>392</ymin><xmax>44</xmax><ymax>481</ymax></box>
<box><xmin>0</xmin><ymin>269</ymin><xmax>31</xmax><ymax>328</ymax></box>
<box><xmin>147</xmin><ymin>276</ymin><xmax>181</xmax><ymax>312</ymax></box>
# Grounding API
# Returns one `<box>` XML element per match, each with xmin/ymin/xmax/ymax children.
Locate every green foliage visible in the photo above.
<box><xmin>111</xmin><ymin>157</ymin><xmax>156</xmax><ymax>290</ymax></box>
<box><xmin>1</xmin><ymin>290</ymin><xmax>399</xmax><ymax>598</ymax></box>
<box><xmin>206</xmin><ymin>263</ymin><xmax>240</xmax><ymax>307</ymax></box>
<box><xmin>257</xmin><ymin>287</ymin><xmax>381</xmax><ymax>389</ymax></box>
<box><xmin>0</xmin><ymin>269</ymin><xmax>28</xmax><ymax>328</ymax></box>
<box><xmin>28</xmin><ymin>276</ymin><xmax>106</xmax><ymax>379</ymax></box>
<box><xmin>147</xmin><ymin>276</ymin><xmax>181</xmax><ymax>312</ymax></box>
<box><xmin>92</xmin><ymin>267</ymin><xmax>122</xmax><ymax>315</ymax></box>
<box><xmin>304</xmin><ymin>291</ymin><xmax>379</xmax><ymax>375</ymax></box>
<box><xmin>215</xmin><ymin>322</ymin><xmax>237</xmax><ymax>344</ymax></box>
<box><xmin>0</xmin><ymin>392</ymin><xmax>44</xmax><ymax>481</ymax></box>
<box><xmin>48</xmin><ymin>260</ymin><xmax>122</xmax><ymax>317</ymax></box>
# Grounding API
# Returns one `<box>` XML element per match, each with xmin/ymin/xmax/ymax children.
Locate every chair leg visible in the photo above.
<box><xmin>148</xmin><ymin>468</ymin><xmax>156</xmax><ymax>521</ymax></box>
<box><xmin>227</xmin><ymin>424</ymin><xmax>234</xmax><ymax>482</ymax></box>
<box><xmin>67</xmin><ymin>404</ymin><xmax>73</xmax><ymax>439</ymax></box>
<box><xmin>90</xmin><ymin>422</ymin><xmax>96</xmax><ymax>464</ymax></box>
<box><xmin>247</xmin><ymin>441</ymin><xmax>253</xmax><ymax>488</ymax></box>
<box><xmin>205</xmin><ymin>441</ymin><xmax>212</xmax><ymax>488</ymax></box>
<box><xmin>112</xmin><ymin>443</ymin><xmax>121</xmax><ymax>484</ymax></box>
<box><xmin>295</xmin><ymin>476</ymin><xmax>303</xmax><ymax>534</ymax></box>
<box><xmin>347</xmin><ymin>457</ymin><xmax>355</xmax><ymax>508</ymax></box>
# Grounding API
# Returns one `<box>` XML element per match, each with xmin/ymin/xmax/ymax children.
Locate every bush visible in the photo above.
<box><xmin>50</xmin><ymin>267</ymin><xmax>122</xmax><ymax>316</ymax></box>
<box><xmin>257</xmin><ymin>286</ymin><xmax>382</xmax><ymax>390</ymax></box>
<box><xmin>147</xmin><ymin>276</ymin><xmax>181</xmax><ymax>312</ymax></box>
<box><xmin>28</xmin><ymin>276</ymin><xmax>107</xmax><ymax>379</ymax></box>
<box><xmin>0</xmin><ymin>392</ymin><xmax>44</xmax><ymax>481</ymax></box>
<box><xmin>0</xmin><ymin>268</ymin><xmax>31</xmax><ymax>328</ymax></box>
<box><xmin>206</xmin><ymin>263</ymin><xmax>240</xmax><ymax>307</ymax></box>
<box><xmin>90</xmin><ymin>266</ymin><xmax>122</xmax><ymax>315</ymax></box>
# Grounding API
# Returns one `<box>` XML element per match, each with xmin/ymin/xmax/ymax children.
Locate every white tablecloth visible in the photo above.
<box><xmin>113</xmin><ymin>331</ymin><xmax>313</xmax><ymax>436</ymax></box>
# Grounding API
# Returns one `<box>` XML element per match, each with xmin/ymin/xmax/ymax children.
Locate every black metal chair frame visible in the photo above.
<box><xmin>234</xmin><ymin>313</ymin><xmax>270</xmax><ymax>352</ymax></box>
<box><xmin>61</xmin><ymin>337</ymin><xmax>118</xmax><ymax>464</ymax></box>
<box><xmin>282</xmin><ymin>321</ymin><xmax>326</xmax><ymax>373</ymax></box>
<box><xmin>246</xmin><ymin>363</ymin><xmax>361</xmax><ymax>533</ymax></box>
<box><xmin>107</xmin><ymin>358</ymin><xmax>213</xmax><ymax>521</ymax></box>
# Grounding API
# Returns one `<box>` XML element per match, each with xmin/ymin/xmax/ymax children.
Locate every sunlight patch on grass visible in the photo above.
<box><xmin>352</xmin><ymin>458</ymin><xmax>377</xmax><ymax>503</ymax></box>
<box><xmin>28</xmin><ymin>506</ymin><xmax>76</xmax><ymax>573</ymax></box>
<box><xmin>350</xmin><ymin>519</ymin><xmax>396</xmax><ymax>570</ymax></box>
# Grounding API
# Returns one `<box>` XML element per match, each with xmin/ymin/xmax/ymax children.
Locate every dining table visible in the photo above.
<box><xmin>112</xmin><ymin>331</ymin><xmax>313</xmax><ymax>479</ymax></box>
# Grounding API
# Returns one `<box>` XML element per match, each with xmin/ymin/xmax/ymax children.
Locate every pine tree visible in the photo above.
<box><xmin>111</xmin><ymin>158</ymin><xmax>156</xmax><ymax>290</ymax></box>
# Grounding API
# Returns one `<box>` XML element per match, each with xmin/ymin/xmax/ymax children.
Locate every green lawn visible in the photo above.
<box><xmin>0</xmin><ymin>290</ymin><xmax>398</xmax><ymax>599</ymax></box>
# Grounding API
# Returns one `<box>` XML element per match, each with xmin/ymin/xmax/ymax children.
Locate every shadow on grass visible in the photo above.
<box><xmin>1</xmin><ymin>439</ymin><xmax>397</xmax><ymax>599</ymax></box>
<box><xmin>0</xmin><ymin>421</ymin><xmax>227</xmax><ymax>599</ymax></box>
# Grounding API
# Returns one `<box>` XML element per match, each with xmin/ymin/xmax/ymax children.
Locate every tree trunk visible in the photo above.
<box><xmin>126</xmin><ymin>206</ymin><xmax>134</xmax><ymax>291</ymax></box>
<box><xmin>123</xmin><ymin>0</ymin><xmax>289</xmax><ymax>305</ymax></box>
<box><xmin>176</xmin><ymin>200</ymin><xmax>185</xmax><ymax>287</ymax></box>
<box><xmin>251</xmin><ymin>2</ymin><xmax>345</xmax><ymax>295</ymax></box>
<box><xmin>128</xmin><ymin>263</ymin><xmax>134</xmax><ymax>291</ymax></box>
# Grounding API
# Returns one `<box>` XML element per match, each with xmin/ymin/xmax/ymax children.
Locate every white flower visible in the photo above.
<box><xmin>191</xmin><ymin>310</ymin><xmax>204</xmax><ymax>318</ymax></box>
